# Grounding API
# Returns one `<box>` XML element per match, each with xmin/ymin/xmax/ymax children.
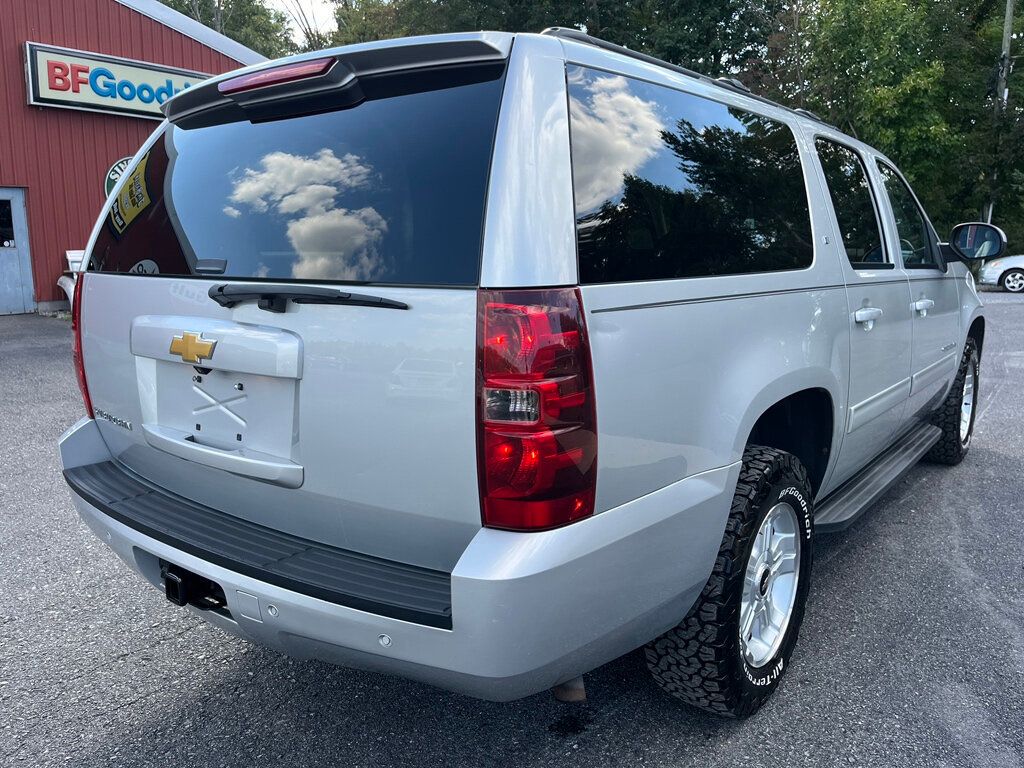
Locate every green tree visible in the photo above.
<box><xmin>160</xmin><ymin>0</ymin><xmax>296</xmax><ymax>58</ymax></box>
<box><xmin>800</xmin><ymin>0</ymin><xmax>1024</xmax><ymax>243</ymax></box>
<box><xmin>332</xmin><ymin>0</ymin><xmax>781</xmax><ymax>75</ymax></box>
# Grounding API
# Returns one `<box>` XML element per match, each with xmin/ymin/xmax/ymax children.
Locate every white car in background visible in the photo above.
<box><xmin>980</xmin><ymin>254</ymin><xmax>1024</xmax><ymax>292</ymax></box>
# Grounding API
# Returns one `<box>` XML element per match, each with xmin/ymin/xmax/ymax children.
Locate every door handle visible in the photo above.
<box><xmin>913</xmin><ymin>298</ymin><xmax>935</xmax><ymax>317</ymax></box>
<box><xmin>854</xmin><ymin>307</ymin><xmax>883</xmax><ymax>331</ymax></box>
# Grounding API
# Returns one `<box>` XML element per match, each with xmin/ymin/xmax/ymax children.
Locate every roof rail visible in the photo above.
<box><xmin>793</xmin><ymin>107</ymin><xmax>824</xmax><ymax>122</ymax></box>
<box><xmin>541</xmin><ymin>27</ymin><xmax>710</xmax><ymax>85</ymax></box>
<box><xmin>715</xmin><ymin>76</ymin><xmax>750</xmax><ymax>94</ymax></box>
<box><xmin>540</xmin><ymin>26</ymin><xmax>832</xmax><ymax>127</ymax></box>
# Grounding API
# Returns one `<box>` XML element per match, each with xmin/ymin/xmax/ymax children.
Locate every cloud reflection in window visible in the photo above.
<box><xmin>568</xmin><ymin>71</ymin><xmax>665</xmax><ymax>213</ymax></box>
<box><xmin>225</xmin><ymin>148</ymin><xmax>388</xmax><ymax>281</ymax></box>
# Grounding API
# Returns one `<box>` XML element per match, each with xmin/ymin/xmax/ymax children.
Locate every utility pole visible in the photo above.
<box><xmin>985</xmin><ymin>0</ymin><xmax>1015</xmax><ymax>223</ymax></box>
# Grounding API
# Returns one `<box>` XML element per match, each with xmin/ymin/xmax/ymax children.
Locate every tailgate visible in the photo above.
<box><xmin>80</xmin><ymin>275</ymin><xmax>479</xmax><ymax>571</ymax></box>
<box><xmin>77</xmin><ymin>52</ymin><xmax>507</xmax><ymax>571</ymax></box>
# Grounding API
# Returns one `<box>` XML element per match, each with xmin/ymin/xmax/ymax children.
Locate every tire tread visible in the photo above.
<box><xmin>926</xmin><ymin>338</ymin><xmax>978</xmax><ymax>465</ymax></box>
<box><xmin>644</xmin><ymin>446</ymin><xmax>810</xmax><ymax>718</ymax></box>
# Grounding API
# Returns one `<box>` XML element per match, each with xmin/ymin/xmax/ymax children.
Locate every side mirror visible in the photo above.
<box><xmin>947</xmin><ymin>222</ymin><xmax>1007</xmax><ymax>261</ymax></box>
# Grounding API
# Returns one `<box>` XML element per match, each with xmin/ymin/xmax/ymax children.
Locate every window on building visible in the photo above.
<box><xmin>0</xmin><ymin>200</ymin><xmax>14</xmax><ymax>248</ymax></box>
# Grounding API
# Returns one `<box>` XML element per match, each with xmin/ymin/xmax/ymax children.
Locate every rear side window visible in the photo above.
<box><xmin>88</xmin><ymin>65</ymin><xmax>506</xmax><ymax>286</ymax></box>
<box><xmin>876</xmin><ymin>163</ymin><xmax>940</xmax><ymax>269</ymax></box>
<box><xmin>568</xmin><ymin>66</ymin><xmax>813</xmax><ymax>284</ymax></box>
<box><xmin>815</xmin><ymin>139</ymin><xmax>887</xmax><ymax>267</ymax></box>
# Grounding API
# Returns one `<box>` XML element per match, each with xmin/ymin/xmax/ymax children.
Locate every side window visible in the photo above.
<box><xmin>876</xmin><ymin>163</ymin><xmax>940</xmax><ymax>269</ymax></box>
<box><xmin>815</xmin><ymin>139</ymin><xmax>886</xmax><ymax>268</ymax></box>
<box><xmin>568</xmin><ymin>66</ymin><xmax>814</xmax><ymax>283</ymax></box>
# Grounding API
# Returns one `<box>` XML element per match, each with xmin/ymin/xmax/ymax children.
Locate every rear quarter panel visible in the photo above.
<box><xmin>583</xmin><ymin>276</ymin><xmax>850</xmax><ymax>512</ymax></box>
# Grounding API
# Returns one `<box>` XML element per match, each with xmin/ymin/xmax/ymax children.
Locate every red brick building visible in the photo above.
<box><xmin>0</xmin><ymin>0</ymin><xmax>263</xmax><ymax>313</ymax></box>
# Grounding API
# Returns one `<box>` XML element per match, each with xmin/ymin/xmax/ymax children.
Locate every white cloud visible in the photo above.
<box><xmin>569</xmin><ymin>75</ymin><xmax>665</xmax><ymax>212</ymax></box>
<box><xmin>227</xmin><ymin>148</ymin><xmax>388</xmax><ymax>281</ymax></box>
<box><xmin>222</xmin><ymin>205</ymin><xmax>241</xmax><ymax>218</ymax></box>
<box><xmin>288</xmin><ymin>207</ymin><xmax>387</xmax><ymax>281</ymax></box>
<box><xmin>278</xmin><ymin>184</ymin><xmax>337</xmax><ymax>215</ymax></box>
<box><xmin>229</xmin><ymin>149</ymin><xmax>372</xmax><ymax>212</ymax></box>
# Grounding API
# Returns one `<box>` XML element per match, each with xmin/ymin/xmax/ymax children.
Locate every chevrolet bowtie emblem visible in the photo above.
<box><xmin>169</xmin><ymin>332</ymin><xmax>217</xmax><ymax>364</ymax></box>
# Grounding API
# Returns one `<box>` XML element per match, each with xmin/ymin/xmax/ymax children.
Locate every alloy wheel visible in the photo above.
<box><xmin>739</xmin><ymin>502</ymin><xmax>801</xmax><ymax>668</ymax></box>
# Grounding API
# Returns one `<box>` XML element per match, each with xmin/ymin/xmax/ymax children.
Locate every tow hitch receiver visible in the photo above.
<box><xmin>160</xmin><ymin>561</ymin><xmax>230</xmax><ymax>617</ymax></box>
<box><xmin>163</xmin><ymin>568</ymin><xmax>188</xmax><ymax>606</ymax></box>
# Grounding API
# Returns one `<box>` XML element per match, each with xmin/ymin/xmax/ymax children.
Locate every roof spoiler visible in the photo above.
<box><xmin>163</xmin><ymin>37</ymin><xmax>510</xmax><ymax>128</ymax></box>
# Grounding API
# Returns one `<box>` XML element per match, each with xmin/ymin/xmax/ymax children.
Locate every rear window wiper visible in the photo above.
<box><xmin>208</xmin><ymin>283</ymin><xmax>409</xmax><ymax>313</ymax></box>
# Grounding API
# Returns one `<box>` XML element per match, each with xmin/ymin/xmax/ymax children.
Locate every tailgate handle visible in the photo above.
<box><xmin>141</xmin><ymin>424</ymin><xmax>304</xmax><ymax>488</ymax></box>
<box><xmin>208</xmin><ymin>283</ymin><xmax>409</xmax><ymax>313</ymax></box>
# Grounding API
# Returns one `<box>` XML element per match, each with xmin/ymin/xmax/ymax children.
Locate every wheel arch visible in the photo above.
<box><xmin>736</xmin><ymin>373</ymin><xmax>842</xmax><ymax>499</ymax></box>
<box><xmin>967</xmin><ymin>314</ymin><xmax>985</xmax><ymax>357</ymax></box>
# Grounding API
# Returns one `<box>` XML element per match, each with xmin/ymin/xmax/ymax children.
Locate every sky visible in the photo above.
<box><xmin>265</xmin><ymin>0</ymin><xmax>338</xmax><ymax>44</ymax></box>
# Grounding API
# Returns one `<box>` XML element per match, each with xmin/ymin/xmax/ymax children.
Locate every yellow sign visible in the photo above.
<box><xmin>109</xmin><ymin>152</ymin><xmax>151</xmax><ymax>235</ymax></box>
<box><xmin>169</xmin><ymin>332</ymin><xmax>217</xmax><ymax>364</ymax></box>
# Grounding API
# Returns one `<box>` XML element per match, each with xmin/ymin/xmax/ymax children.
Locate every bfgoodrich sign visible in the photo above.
<box><xmin>25</xmin><ymin>42</ymin><xmax>208</xmax><ymax>119</ymax></box>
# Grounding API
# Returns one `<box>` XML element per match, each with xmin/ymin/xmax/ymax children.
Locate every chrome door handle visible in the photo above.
<box><xmin>913</xmin><ymin>298</ymin><xmax>935</xmax><ymax>317</ymax></box>
<box><xmin>854</xmin><ymin>307</ymin><xmax>883</xmax><ymax>331</ymax></box>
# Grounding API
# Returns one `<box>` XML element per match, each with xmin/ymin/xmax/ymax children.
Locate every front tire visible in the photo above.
<box><xmin>645</xmin><ymin>446</ymin><xmax>814</xmax><ymax>718</ymax></box>
<box><xmin>1002</xmin><ymin>269</ymin><xmax>1024</xmax><ymax>293</ymax></box>
<box><xmin>926</xmin><ymin>337</ymin><xmax>979</xmax><ymax>465</ymax></box>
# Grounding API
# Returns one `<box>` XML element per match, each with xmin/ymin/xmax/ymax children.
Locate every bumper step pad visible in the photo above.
<box><xmin>64</xmin><ymin>461</ymin><xmax>453</xmax><ymax>628</ymax></box>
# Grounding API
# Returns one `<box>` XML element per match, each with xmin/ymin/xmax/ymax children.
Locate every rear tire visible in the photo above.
<box><xmin>926</xmin><ymin>338</ymin><xmax>979</xmax><ymax>465</ymax></box>
<box><xmin>644</xmin><ymin>446</ymin><xmax>813</xmax><ymax>718</ymax></box>
<box><xmin>1002</xmin><ymin>269</ymin><xmax>1024</xmax><ymax>293</ymax></box>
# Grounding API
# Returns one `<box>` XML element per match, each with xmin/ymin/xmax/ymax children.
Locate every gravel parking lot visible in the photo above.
<box><xmin>2</xmin><ymin>294</ymin><xmax>1022</xmax><ymax>768</ymax></box>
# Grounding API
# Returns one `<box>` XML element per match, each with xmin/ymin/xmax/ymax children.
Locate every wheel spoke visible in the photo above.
<box><xmin>740</xmin><ymin>597</ymin><xmax>757</xmax><ymax>640</ymax></box>
<box><xmin>774</xmin><ymin>550</ymin><xmax>798</xmax><ymax>575</ymax></box>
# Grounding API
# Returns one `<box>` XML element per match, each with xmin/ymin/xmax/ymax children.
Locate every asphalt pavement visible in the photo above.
<box><xmin>1</xmin><ymin>294</ymin><xmax>1022</xmax><ymax>768</ymax></box>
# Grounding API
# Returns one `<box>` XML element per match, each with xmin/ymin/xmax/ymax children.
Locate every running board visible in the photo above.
<box><xmin>815</xmin><ymin>423</ymin><xmax>942</xmax><ymax>533</ymax></box>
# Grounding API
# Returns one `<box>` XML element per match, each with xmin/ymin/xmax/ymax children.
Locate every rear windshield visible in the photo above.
<box><xmin>88</xmin><ymin>65</ymin><xmax>506</xmax><ymax>286</ymax></box>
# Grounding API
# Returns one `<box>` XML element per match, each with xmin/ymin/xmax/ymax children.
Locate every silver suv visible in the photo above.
<box><xmin>59</xmin><ymin>29</ymin><xmax>998</xmax><ymax>718</ymax></box>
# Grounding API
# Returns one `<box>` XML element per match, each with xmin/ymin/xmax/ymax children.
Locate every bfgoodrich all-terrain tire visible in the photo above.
<box><xmin>926</xmin><ymin>337</ymin><xmax>979</xmax><ymax>465</ymax></box>
<box><xmin>645</xmin><ymin>446</ymin><xmax>813</xmax><ymax>718</ymax></box>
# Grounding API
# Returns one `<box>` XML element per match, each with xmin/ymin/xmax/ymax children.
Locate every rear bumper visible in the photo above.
<box><xmin>60</xmin><ymin>417</ymin><xmax>736</xmax><ymax>701</ymax></box>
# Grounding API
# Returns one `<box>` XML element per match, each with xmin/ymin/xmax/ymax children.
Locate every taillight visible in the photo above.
<box><xmin>477</xmin><ymin>288</ymin><xmax>597</xmax><ymax>531</ymax></box>
<box><xmin>71</xmin><ymin>273</ymin><xmax>93</xmax><ymax>418</ymax></box>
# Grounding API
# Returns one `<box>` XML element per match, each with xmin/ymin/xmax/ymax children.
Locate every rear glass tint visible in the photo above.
<box><xmin>568</xmin><ymin>66</ymin><xmax>813</xmax><ymax>283</ymax></box>
<box><xmin>815</xmin><ymin>139</ymin><xmax>887</xmax><ymax>267</ymax></box>
<box><xmin>88</xmin><ymin>65</ymin><xmax>506</xmax><ymax>286</ymax></box>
